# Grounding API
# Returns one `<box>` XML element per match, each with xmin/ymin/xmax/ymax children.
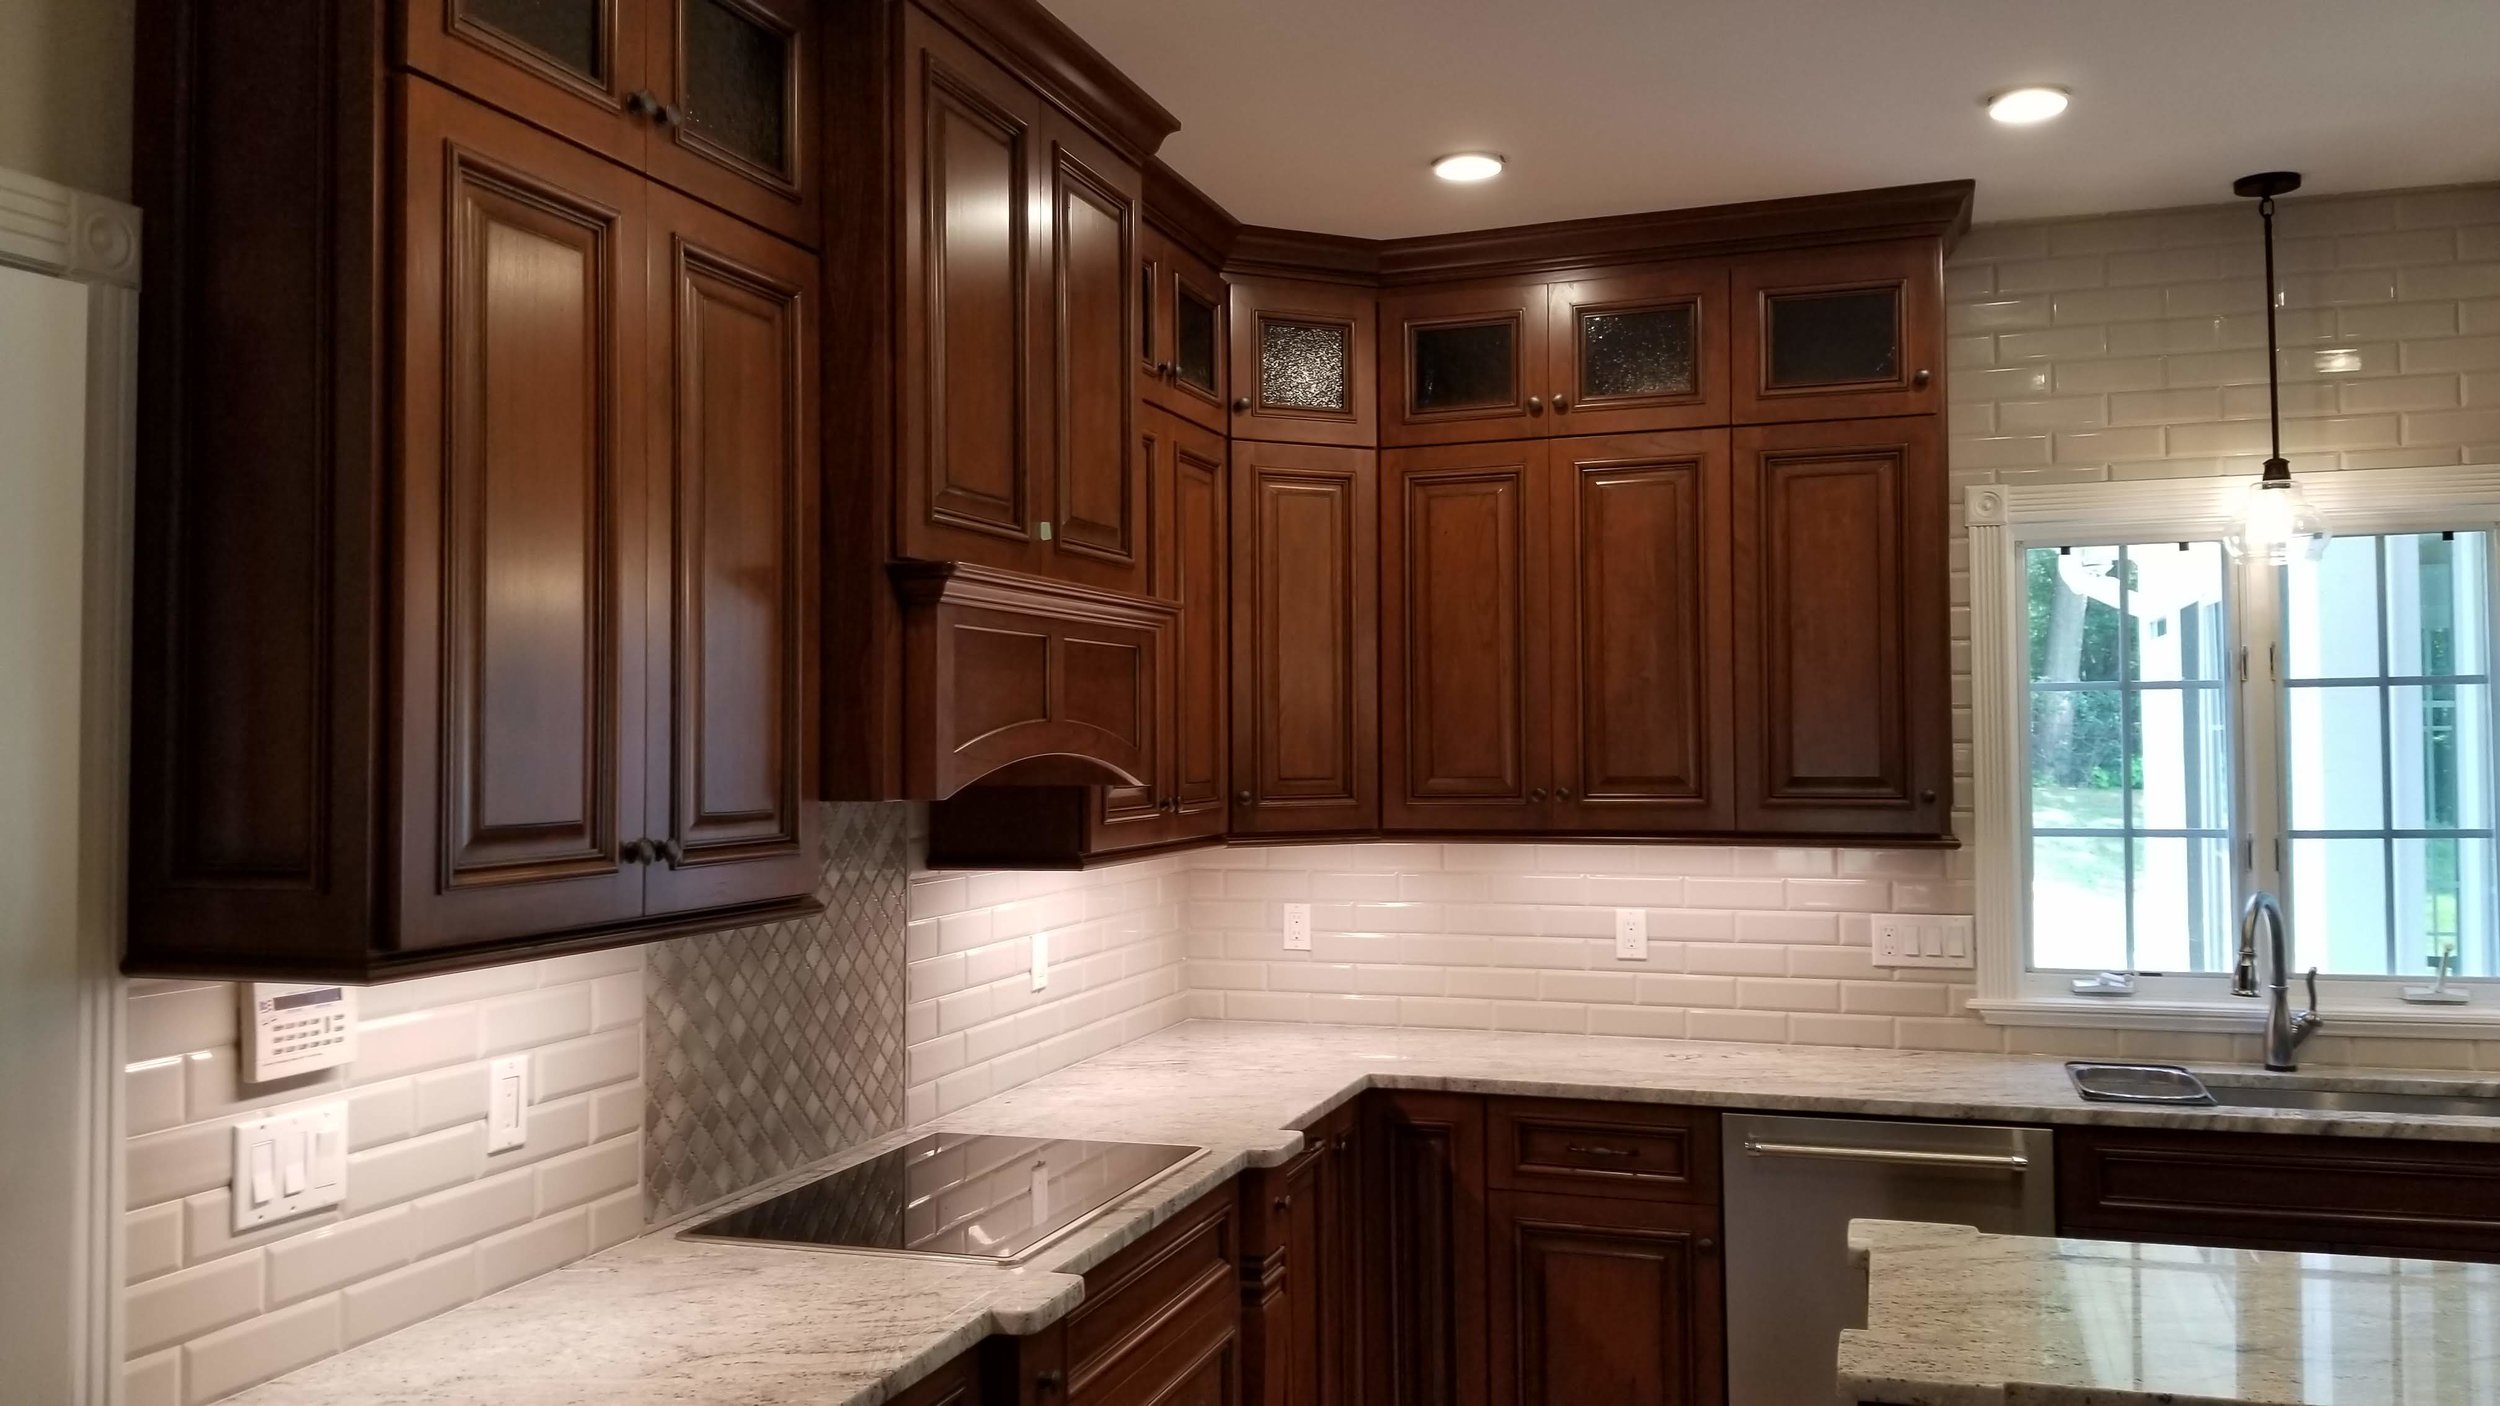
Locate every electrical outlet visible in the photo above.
<box><xmin>1872</xmin><ymin>915</ymin><xmax>1976</xmax><ymax>969</ymax></box>
<box><xmin>487</xmin><ymin>1054</ymin><xmax>529</xmax><ymax>1153</ymax></box>
<box><xmin>1283</xmin><ymin>903</ymin><xmax>1312</xmax><ymax>951</ymax></box>
<box><xmin>1032</xmin><ymin>930</ymin><xmax>1050</xmax><ymax>991</ymax></box>
<box><xmin>1614</xmin><ymin>908</ymin><xmax>1648</xmax><ymax>960</ymax></box>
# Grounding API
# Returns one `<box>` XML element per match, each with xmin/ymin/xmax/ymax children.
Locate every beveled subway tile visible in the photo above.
<box><xmin>265</xmin><ymin>1205</ymin><xmax>415</xmax><ymax>1305</ymax></box>
<box><xmin>1788</xmin><ymin>1014</ymin><xmax>1899</xmax><ymax>1049</ymax></box>
<box><xmin>128</xmin><ymin>1119</ymin><xmax>233</xmax><ymax>1211</ymax></box>
<box><xmin>351</xmin><ymin>1007</ymin><xmax>483</xmax><ymax>1084</ymax></box>
<box><xmin>128</xmin><ymin>1202</ymin><xmax>183</xmax><ymax>1284</ymax></box>
<box><xmin>127</xmin><ymin>1349</ymin><xmax>179</xmax><ymax>1406</ymax></box>
<box><xmin>343</xmin><ymin>1122</ymin><xmax>482</xmax><ymax>1215</ymax></box>
<box><xmin>342</xmin><ymin>1247</ymin><xmax>474</xmax><ymax>1348</ymax></box>
<box><xmin>409</xmin><ymin>1164</ymin><xmax>535</xmax><ymax>1260</ymax></box>
<box><xmin>181</xmin><ymin>1293</ymin><xmax>340</xmax><ymax>1405</ymax></box>
<box><xmin>1588</xmin><ymin>1004</ymin><xmax>1687</xmax><ymax>1039</ymax></box>
<box><xmin>127</xmin><ymin>1252</ymin><xmax>262</xmax><ymax>1357</ymax></box>
<box><xmin>476</xmin><ymin>1207</ymin><xmax>590</xmax><ymax>1296</ymax></box>
<box><xmin>127</xmin><ymin>983</ymin><xmax>238</xmax><ymax>1062</ymax></box>
<box><xmin>1397</xmin><ymin>996</ymin><xmax>1493</xmax><ymax>1030</ymax></box>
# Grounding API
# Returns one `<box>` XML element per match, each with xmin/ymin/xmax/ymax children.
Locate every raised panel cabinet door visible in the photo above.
<box><xmin>404</xmin><ymin>0</ymin><xmax>652</xmax><ymax>168</ymax></box>
<box><xmin>899</xmin><ymin>8</ymin><xmax>1048</xmax><ymax>573</ymax></box>
<box><xmin>1548</xmin><ymin>432</ymin><xmax>1735</xmax><ymax>833</ymax></box>
<box><xmin>1732</xmin><ymin>417</ymin><xmax>1949</xmax><ymax>837</ymax></box>
<box><xmin>1165</xmin><ymin>415</ymin><xmax>1230</xmax><ymax>837</ymax></box>
<box><xmin>1039</xmin><ymin>109</ymin><xmax>1147</xmax><ymax>592</ymax></box>
<box><xmin>1228</xmin><ymin>275</ymin><xmax>1378</xmax><ymax>449</ymax></box>
<box><xmin>1546</xmin><ymin>262</ymin><xmax>1729</xmax><ymax>435</ymax></box>
<box><xmin>1361</xmin><ymin>1091</ymin><xmax>1488</xmax><ymax>1406</ymax></box>
<box><xmin>1229</xmin><ymin>442</ymin><xmax>1379</xmax><ymax>835</ymax></box>
<box><xmin>645</xmin><ymin>0</ymin><xmax>820</xmax><ymax>245</ymax></box>
<box><xmin>396</xmin><ymin>81</ymin><xmax>651</xmax><ymax>950</ymax></box>
<box><xmin>640</xmin><ymin>186</ymin><xmax>822</xmax><ymax>916</ymax></box>
<box><xmin>1380</xmin><ymin>280</ymin><xmax>1552</xmax><ymax>447</ymax></box>
<box><xmin>1241</xmin><ymin>1144</ymin><xmax>1328</xmax><ymax>1406</ymax></box>
<box><xmin>1487</xmin><ymin>1192</ymin><xmax>1722</xmax><ymax>1406</ymax></box>
<box><xmin>1381</xmin><ymin>442</ymin><xmax>1551</xmax><ymax>830</ymax></box>
<box><xmin>1315</xmin><ymin>1104</ymin><xmax>1368</xmax><ymax>1406</ymax></box>
<box><xmin>1730</xmin><ymin>238</ymin><xmax>1943</xmax><ymax>424</ymax></box>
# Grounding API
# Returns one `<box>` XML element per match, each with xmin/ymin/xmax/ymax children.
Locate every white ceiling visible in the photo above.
<box><xmin>1038</xmin><ymin>0</ymin><xmax>2500</xmax><ymax>238</ymax></box>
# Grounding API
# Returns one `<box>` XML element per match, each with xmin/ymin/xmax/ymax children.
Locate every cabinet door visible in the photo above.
<box><xmin>1486</xmin><ymin>1192</ymin><xmax>1722</xmax><ymax>1406</ymax></box>
<box><xmin>1362</xmin><ymin>1092</ymin><xmax>1487</xmax><ymax>1406</ymax></box>
<box><xmin>1316</xmin><ymin>1106</ymin><xmax>1367</xmax><ymax>1406</ymax></box>
<box><xmin>396</xmin><ymin>81</ymin><xmax>651</xmax><ymax>950</ymax></box>
<box><xmin>1164</xmin><ymin>415</ymin><xmax>1230</xmax><ymax>838</ymax></box>
<box><xmin>1242</xmin><ymin>1144</ymin><xmax>1328</xmax><ymax>1406</ymax></box>
<box><xmin>640</xmin><ymin>186</ymin><xmax>821</xmax><ymax>916</ymax></box>
<box><xmin>1380</xmin><ymin>280</ymin><xmax>1551</xmax><ymax>446</ymax></box>
<box><xmin>1228</xmin><ymin>276</ymin><xmax>1377</xmax><ymax>448</ymax></box>
<box><xmin>1141</xmin><ymin>225</ymin><xmax>1230</xmax><ymax>434</ymax></box>
<box><xmin>405</xmin><ymin>0</ymin><xmax>651</xmax><ymax>169</ymax></box>
<box><xmin>1038</xmin><ymin>109</ymin><xmax>1147</xmax><ymax>593</ymax></box>
<box><xmin>1381</xmin><ymin>442</ymin><xmax>1550</xmax><ymax>831</ymax></box>
<box><xmin>1732</xmin><ymin>417</ymin><xmax>1949</xmax><ymax>836</ymax></box>
<box><xmin>1230</xmin><ymin>442</ymin><xmax>1379</xmax><ymax>835</ymax></box>
<box><xmin>1730</xmin><ymin>238</ymin><xmax>1942</xmax><ymax>423</ymax></box>
<box><xmin>1546</xmin><ymin>263</ymin><xmax>1727</xmax><ymax>435</ymax></box>
<box><xmin>645</xmin><ymin>0</ymin><xmax>819</xmax><ymax>245</ymax></box>
<box><xmin>899</xmin><ymin>8</ymin><xmax>1049</xmax><ymax>573</ymax></box>
<box><xmin>1548</xmin><ymin>433</ymin><xmax>1734</xmax><ymax>833</ymax></box>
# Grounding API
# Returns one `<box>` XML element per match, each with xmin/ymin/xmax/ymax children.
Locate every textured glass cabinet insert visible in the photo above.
<box><xmin>465</xmin><ymin>0</ymin><xmax>605</xmax><ymax>79</ymax></box>
<box><xmin>1174</xmin><ymin>286</ymin><xmax>1219</xmax><ymax>394</ymax></box>
<box><xmin>1409</xmin><ymin>318</ymin><xmax>1519</xmax><ymax>411</ymax></box>
<box><xmin>1577</xmin><ymin>303</ymin><xmax>1696</xmax><ymax>402</ymax></box>
<box><xmin>1764</xmin><ymin>286</ymin><xmax>1901</xmax><ymax>388</ymax></box>
<box><xmin>1260</xmin><ymin>317</ymin><xmax>1352</xmax><ymax>412</ymax></box>
<box><xmin>680</xmin><ymin>0</ymin><xmax>794</xmax><ymax>177</ymax></box>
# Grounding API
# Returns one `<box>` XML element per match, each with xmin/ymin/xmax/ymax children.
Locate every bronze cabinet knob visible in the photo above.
<box><xmin>1912</xmin><ymin>368</ymin><xmax>1932</xmax><ymax>388</ymax></box>
<box><xmin>623</xmin><ymin>838</ymin><xmax>657</xmax><ymax>865</ymax></box>
<box><xmin>1525</xmin><ymin>394</ymin><xmax>1544</xmax><ymax>413</ymax></box>
<box><xmin>655</xmin><ymin>101</ymin><xmax>685</xmax><ymax>129</ymax></box>
<box><xmin>626</xmin><ymin>90</ymin><xmax>659</xmax><ymax>117</ymax></box>
<box><xmin>1920</xmin><ymin>788</ymin><xmax>1938</xmax><ymax>803</ymax></box>
<box><xmin>1555</xmin><ymin>786</ymin><xmax>1572</xmax><ymax>800</ymax></box>
<box><xmin>1273</xmin><ymin>1194</ymin><xmax>1291</xmax><ymax>1212</ymax></box>
<box><xmin>1552</xmin><ymin>396</ymin><xmax>1570</xmax><ymax>412</ymax></box>
<box><xmin>1236</xmin><ymin>790</ymin><xmax>1252</xmax><ymax>804</ymax></box>
<box><xmin>1232</xmin><ymin>396</ymin><xmax>1251</xmax><ymax>412</ymax></box>
<box><xmin>1529</xmin><ymin>787</ymin><xmax>1547</xmax><ymax>802</ymax></box>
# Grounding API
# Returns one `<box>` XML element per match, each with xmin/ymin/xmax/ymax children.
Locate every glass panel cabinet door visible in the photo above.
<box><xmin>405</xmin><ymin>0</ymin><xmax>652</xmax><ymax>168</ymax></box>
<box><xmin>1547</xmin><ymin>263</ymin><xmax>1730</xmax><ymax>435</ymax></box>
<box><xmin>647</xmin><ymin>0</ymin><xmax>819</xmax><ymax>245</ymax></box>
<box><xmin>1138</xmin><ymin>223</ymin><xmax>1228</xmax><ymax>434</ymax></box>
<box><xmin>1227</xmin><ymin>275</ymin><xmax>1378</xmax><ymax>449</ymax></box>
<box><xmin>1730</xmin><ymin>238</ymin><xmax>1942</xmax><ymax>424</ymax></box>
<box><xmin>1380</xmin><ymin>281</ymin><xmax>1551</xmax><ymax>447</ymax></box>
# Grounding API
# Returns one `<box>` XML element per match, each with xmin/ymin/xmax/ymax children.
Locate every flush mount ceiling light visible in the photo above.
<box><xmin>1984</xmin><ymin>86</ymin><xmax>2071</xmax><ymax>125</ymax></box>
<box><xmin>2224</xmin><ymin>170</ymin><xmax>2331</xmax><ymax>564</ymax></box>
<box><xmin>1431</xmin><ymin>152</ymin><xmax>1506</xmax><ymax>183</ymax></box>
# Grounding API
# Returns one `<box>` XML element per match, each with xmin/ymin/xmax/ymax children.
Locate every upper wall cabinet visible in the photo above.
<box><xmin>129</xmin><ymin>16</ymin><xmax>824</xmax><ymax>980</ymax></box>
<box><xmin>1141</xmin><ymin>220</ymin><xmax>1229</xmax><ymax>433</ymax></box>
<box><xmin>896</xmin><ymin>5</ymin><xmax>1146</xmax><ymax>595</ymax></box>
<box><xmin>1229</xmin><ymin>275</ymin><xmax>1380</xmax><ymax>447</ymax></box>
<box><xmin>404</xmin><ymin>0</ymin><xmax>821</xmax><ymax>244</ymax></box>
<box><xmin>1381</xmin><ymin>262</ymin><xmax>1730</xmax><ymax>446</ymax></box>
<box><xmin>1729</xmin><ymin>238</ymin><xmax>1942</xmax><ymax>423</ymax></box>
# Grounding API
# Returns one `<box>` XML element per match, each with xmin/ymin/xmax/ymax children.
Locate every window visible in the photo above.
<box><xmin>1969</xmin><ymin>468</ymin><xmax>2500</xmax><ymax>1027</ymax></box>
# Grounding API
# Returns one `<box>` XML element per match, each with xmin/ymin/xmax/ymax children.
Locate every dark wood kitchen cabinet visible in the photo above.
<box><xmin>1362</xmin><ymin>1091</ymin><xmax>1489</xmax><ymax>1406</ymax></box>
<box><xmin>1142</xmin><ymin>221</ymin><xmax>1230</xmax><ymax>433</ymax></box>
<box><xmin>1485</xmin><ymin>1193</ymin><xmax>1722</xmax><ymax>1406</ymax></box>
<box><xmin>129</xmin><ymin>13</ymin><xmax>822</xmax><ymax>980</ymax></box>
<box><xmin>1732</xmin><ymin>416</ymin><xmax>1949</xmax><ymax>837</ymax></box>
<box><xmin>1379</xmin><ymin>278</ymin><xmax>1552</xmax><ymax>446</ymax></box>
<box><xmin>1730</xmin><ymin>239</ymin><xmax>1942</xmax><ymax>424</ymax></box>
<box><xmin>1240</xmin><ymin>1099</ymin><xmax>1365</xmax><ymax>1406</ymax></box>
<box><xmin>404</xmin><ymin>0</ymin><xmax>821</xmax><ymax>244</ymax></box>
<box><xmin>1380</xmin><ymin>441</ymin><xmax>1552</xmax><ymax>831</ymax></box>
<box><xmin>996</xmin><ymin>1183</ymin><xmax>1242</xmax><ymax>1406</ymax></box>
<box><xmin>1230</xmin><ymin>441</ymin><xmax>1381</xmax><ymax>835</ymax></box>
<box><xmin>1228</xmin><ymin>276</ymin><xmax>1379</xmax><ymax>448</ymax></box>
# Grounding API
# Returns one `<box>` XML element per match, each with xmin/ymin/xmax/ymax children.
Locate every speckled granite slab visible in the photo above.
<box><xmin>1840</xmin><ymin>1218</ymin><xmax>2500</xmax><ymax>1404</ymax></box>
<box><xmin>228</xmin><ymin>1021</ymin><xmax>2500</xmax><ymax>1405</ymax></box>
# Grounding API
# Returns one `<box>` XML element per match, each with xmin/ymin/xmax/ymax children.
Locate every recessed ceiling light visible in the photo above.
<box><xmin>1432</xmin><ymin>152</ymin><xmax>1505</xmax><ymax>183</ymax></box>
<box><xmin>1985</xmin><ymin>86</ymin><xmax>2071</xmax><ymax>125</ymax></box>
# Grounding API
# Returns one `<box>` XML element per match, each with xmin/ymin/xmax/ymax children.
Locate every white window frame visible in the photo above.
<box><xmin>1967</xmin><ymin>464</ymin><xmax>2500</xmax><ymax>1037</ymax></box>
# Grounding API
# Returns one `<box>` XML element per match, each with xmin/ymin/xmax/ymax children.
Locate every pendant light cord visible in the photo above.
<box><xmin>2260</xmin><ymin>193</ymin><xmax>2285</xmax><ymax>474</ymax></box>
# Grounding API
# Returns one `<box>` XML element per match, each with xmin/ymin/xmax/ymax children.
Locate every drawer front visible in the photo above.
<box><xmin>2058</xmin><ymin>1127</ymin><xmax>2500</xmax><ymax>1261</ymax></box>
<box><xmin>1068</xmin><ymin>1184</ymin><xmax>1240</xmax><ymax>1394</ymax></box>
<box><xmin>1489</xmin><ymin>1099</ymin><xmax>1718</xmax><ymax>1203</ymax></box>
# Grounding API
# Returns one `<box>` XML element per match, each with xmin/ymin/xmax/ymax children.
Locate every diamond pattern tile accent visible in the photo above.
<box><xmin>643</xmin><ymin>801</ymin><xmax>909</xmax><ymax>1221</ymax></box>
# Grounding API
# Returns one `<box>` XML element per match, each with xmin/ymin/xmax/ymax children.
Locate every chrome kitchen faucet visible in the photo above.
<box><xmin>2231</xmin><ymin>891</ymin><xmax>2322</xmax><ymax>1071</ymax></box>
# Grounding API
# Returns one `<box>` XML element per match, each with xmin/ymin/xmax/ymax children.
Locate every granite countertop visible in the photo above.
<box><xmin>1840</xmin><ymin>1218</ymin><xmax>2500</xmax><ymax>1404</ymax></box>
<box><xmin>230</xmin><ymin>1020</ymin><xmax>2500</xmax><ymax>1405</ymax></box>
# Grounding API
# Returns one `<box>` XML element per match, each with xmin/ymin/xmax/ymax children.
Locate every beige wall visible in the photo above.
<box><xmin>0</xmin><ymin>0</ymin><xmax>134</xmax><ymax>199</ymax></box>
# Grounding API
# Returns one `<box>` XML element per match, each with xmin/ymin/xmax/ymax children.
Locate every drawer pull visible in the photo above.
<box><xmin>1744</xmin><ymin>1138</ymin><xmax>2030</xmax><ymax>1172</ymax></box>
<box><xmin>1566</xmin><ymin>1143</ymin><xmax>1638</xmax><ymax>1159</ymax></box>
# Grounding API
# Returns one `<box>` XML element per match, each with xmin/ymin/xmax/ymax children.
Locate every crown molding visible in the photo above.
<box><xmin>1143</xmin><ymin>159</ymin><xmax>1240</xmax><ymax>268</ymax></box>
<box><xmin>915</xmin><ymin>0</ymin><xmax>1180</xmax><ymax>162</ymax></box>
<box><xmin>1216</xmin><ymin>179</ymin><xmax>1974</xmax><ymax>286</ymax></box>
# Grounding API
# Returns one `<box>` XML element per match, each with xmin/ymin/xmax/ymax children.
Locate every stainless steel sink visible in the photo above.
<box><xmin>2200</xmin><ymin>1083</ymin><xmax>2500</xmax><ymax>1118</ymax></box>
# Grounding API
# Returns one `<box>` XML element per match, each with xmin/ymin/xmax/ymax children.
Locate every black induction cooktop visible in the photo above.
<box><xmin>680</xmin><ymin>1132</ymin><xmax>1203</xmax><ymax>1263</ymax></box>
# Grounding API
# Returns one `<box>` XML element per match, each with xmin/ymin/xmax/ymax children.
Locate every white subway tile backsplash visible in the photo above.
<box><xmin>181</xmin><ymin>1295</ymin><xmax>340</xmax><ymax>1406</ymax></box>
<box><xmin>128</xmin><ymin>1254</ymin><xmax>262</xmax><ymax>1357</ymax></box>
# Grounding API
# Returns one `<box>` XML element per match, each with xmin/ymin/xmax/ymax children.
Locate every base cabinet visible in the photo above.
<box><xmin>1363</xmin><ymin>1092</ymin><xmax>1490</xmax><ymax>1406</ymax></box>
<box><xmin>1486</xmin><ymin>1193</ymin><xmax>1722</xmax><ymax>1406</ymax></box>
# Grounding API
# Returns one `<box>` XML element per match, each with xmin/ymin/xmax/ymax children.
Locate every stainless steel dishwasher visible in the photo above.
<box><xmin>1721</xmin><ymin>1113</ymin><xmax>2053</xmax><ymax>1405</ymax></box>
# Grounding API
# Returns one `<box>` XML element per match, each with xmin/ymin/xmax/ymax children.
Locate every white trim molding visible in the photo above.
<box><xmin>1967</xmin><ymin>465</ymin><xmax>2500</xmax><ymax>1037</ymax></box>
<box><xmin>0</xmin><ymin>161</ymin><xmax>140</xmax><ymax>1405</ymax></box>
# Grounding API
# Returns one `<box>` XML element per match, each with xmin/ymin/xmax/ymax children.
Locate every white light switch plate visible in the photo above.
<box><xmin>1614</xmin><ymin>908</ymin><xmax>1648</xmax><ymax>960</ymax></box>
<box><xmin>231</xmin><ymin>1101</ymin><xmax>347</xmax><ymax>1232</ymax></box>
<box><xmin>1282</xmin><ymin>903</ymin><xmax>1312</xmax><ymax>951</ymax></box>
<box><xmin>1872</xmin><ymin>914</ymin><xmax>1977</xmax><ymax>969</ymax></box>
<box><xmin>487</xmin><ymin>1054</ymin><xmax>529</xmax><ymax>1153</ymax></box>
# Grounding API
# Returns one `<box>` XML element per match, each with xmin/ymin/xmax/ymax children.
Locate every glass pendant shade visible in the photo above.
<box><xmin>2224</xmin><ymin>471</ymin><xmax>2330</xmax><ymax>564</ymax></box>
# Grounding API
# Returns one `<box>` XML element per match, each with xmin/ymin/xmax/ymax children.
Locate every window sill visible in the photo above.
<box><xmin>1970</xmin><ymin>995</ymin><xmax>2500</xmax><ymax>1040</ymax></box>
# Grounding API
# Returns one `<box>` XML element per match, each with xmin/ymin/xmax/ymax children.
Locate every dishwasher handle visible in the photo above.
<box><xmin>1741</xmin><ymin>1137</ymin><xmax>2032</xmax><ymax>1173</ymax></box>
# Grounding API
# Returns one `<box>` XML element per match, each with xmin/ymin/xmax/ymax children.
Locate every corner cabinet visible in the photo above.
<box><xmin>130</xmin><ymin>9</ymin><xmax>821</xmax><ymax>980</ymax></box>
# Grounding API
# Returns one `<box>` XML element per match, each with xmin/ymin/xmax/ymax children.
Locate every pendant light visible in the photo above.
<box><xmin>2222</xmin><ymin>171</ymin><xmax>2330</xmax><ymax>563</ymax></box>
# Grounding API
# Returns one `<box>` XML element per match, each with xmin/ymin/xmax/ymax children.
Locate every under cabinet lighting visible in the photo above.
<box><xmin>1432</xmin><ymin>152</ymin><xmax>1505</xmax><ymax>182</ymax></box>
<box><xmin>1984</xmin><ymin>86</ymin><xmax>2070</xmax><ymax>125</ymax></box>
